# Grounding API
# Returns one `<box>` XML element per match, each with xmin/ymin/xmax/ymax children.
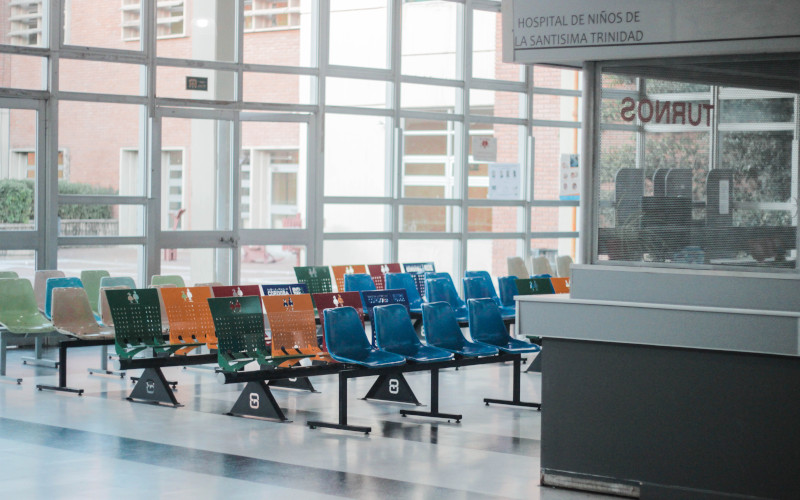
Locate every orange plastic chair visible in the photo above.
<box><xmin>160</xmin><ymin>286</ymin><xmax>217</xmax><ymax>354</ymax></box>
<box><xmin>331</xmin><ymin>264</ymin><xmax>367</xmax><ymax>293</ymax></box>
<box><xmin>367</xmin><ymin>263</ymin><xmax>402</xmax><ymax>290</ymax></box>
<box><xmin>550</xmin><ymin>277</ymin><xmax>571</xmax><ymax>294</ymax></box>
<box><xmin>262</xmin><ymin>294</ymin><xmax>331</xmax><ymax>366</ymax></box>
<box><xmin>51</xmin><ymin>287</ymin><xmax>114</xmax><ymax>340</ymax></box>
<box><xmin>149</xmin><ymin>283</ymin><xmax>177</xmax><ymax>332</ymax></box>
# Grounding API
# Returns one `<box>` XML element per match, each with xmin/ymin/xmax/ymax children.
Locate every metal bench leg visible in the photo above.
<box><xmin>38</xmin><ymin>343</ymin><xmax>84</xmax><ymax>395</ymax></box>
<box><xmin>484</xmin><ymin>355</ymin><xmax>541</xmax><ymax>410</ymax></box>
<box><xmin>269</xmin><ymin>377</ymin><xmax>318</xmax><ymax>392</ymax></box>
<box><xmin>0</xmin><ymin>333</ymin><xmax>22</xmax><ymax>384</ymax></box>
<box><xmin>401</xmin><ymin>368</ymin><xmax>462</xmax><ymax>422</ymax></box>
<box><xmin>226</xmin><ymin>381</ymin><xmax>289</xmax><ymax>422</ymax></box>
<box><xmin>88</xmin><ymin>344</ymin><xmax>126</xmax><ymax>378</ymax></box>
<box><xmin>362</xmin><ymin>372</ymin><xmax>422</xmax><ymax>405</ymax></box>
<box><xmin>21</xmin><ymin>336</ymin><xmax>59</xmax><ymax>368</ymax></box>
<box><xmin>308</xmin><ymin>371</ymin><xmax>371</xmax><ymax>434</ymax></box>
<box><xmin>127</xmin><ymin>367</ymin><xmax>181</xmax><ymax>406</ymax></box>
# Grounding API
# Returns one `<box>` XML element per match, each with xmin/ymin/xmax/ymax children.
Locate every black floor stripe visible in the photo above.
<box><xmin>0</xmin><ymin>417</ymin><xmax>516</xmax><ymax>500</ymax></box>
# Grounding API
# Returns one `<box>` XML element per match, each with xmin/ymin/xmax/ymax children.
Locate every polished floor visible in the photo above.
<box><xmin>0</xmin><ymin>345</ymin><xmax>614</xmax><ymax>499</ymax></box>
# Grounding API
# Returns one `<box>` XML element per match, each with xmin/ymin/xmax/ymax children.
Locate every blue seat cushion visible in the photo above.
<box><xmin>478</xmin><ymin>337</ymin><xmax>540</xmax><ymax>354</ymax></box>
<box><xmin>329</xmin><ymin>347</ymin><xmax>406</xmax><ymax>368</ymax></box>
<box><xmin>388</xmin><ymin>344</ymin><xmax>453</xmax><ymax>363</ymax></box>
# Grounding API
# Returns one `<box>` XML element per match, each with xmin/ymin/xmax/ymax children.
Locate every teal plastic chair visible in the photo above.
<box><xmin>81</xmin><ymin>270</ymin><xmax>111</xmax><ymax>315</ymax></box>
<box><xmin>374</xmin><ymin>304</ymin><xmax>452</xmax><ymax>362</ymax></box>
<box><xmin>323</xmin><ymin>306</ymin><xmax>405</xmax><ymax>368</ymax></box>
<box><xmin>150</xmin><ymin>275</ymin><xmax>186</xmax><ymax>287</ymax></box>
<box><xmin>385</xmin><ymin>273</ymin><xmax>424</xmax><ymax>313</ymax></box>
<box><xmin>425</xmin><ymin>277</ymin><xmax>468</xmax><ymax>322</ymax></box>
<box><xmin>343</xmin><ymin>273</ymin><xmax>377</xmax><ymax>293</ymax></box>
<box><xmin>468</xmin><ymin>298</ymin><xmax>540</xmax><ymax>354</ymax></box>
<box><xmin>498</xmin><ymin>276</ymin><xmax>519</xmax><ymax>309</ymax></box>
<box><xmin>44</xmin><ymin>277</ymin><xmax>85</xmax><ymax>320</ymax></box>
<box><xmin>463</xmin><ymin>276</ymin><xmax>515</xmax><ymax>320</ymax></box>
<box><xmin>422</xmin><ymin>302</ymin><xmax>498</xmax><ymax>357</ymax></box>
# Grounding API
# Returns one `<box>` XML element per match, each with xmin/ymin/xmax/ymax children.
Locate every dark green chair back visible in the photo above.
<box><xmin>515</xmin><ymin>277</ymin><xmax>555</xmax><ymax>295</ymax></box>
<box><xmin>293</xmin><ymin>266</ymin><xmax>333</xmax><ymax>294</ymax></box>
<box><xmin>105</xmin><ymin>288</ymin><xmax>164</xmax><ymax>359</ymax></box>
<box><xmin>207</xmin><ymin>295</ymin><xmax>268</xmax><ymax>371</ymax></box>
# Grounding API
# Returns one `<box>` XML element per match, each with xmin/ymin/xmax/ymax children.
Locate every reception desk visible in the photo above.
<box><xmin>518</xmin><ymin>292</ymin><xmax>800</xmax><ymax>498</ymax></box>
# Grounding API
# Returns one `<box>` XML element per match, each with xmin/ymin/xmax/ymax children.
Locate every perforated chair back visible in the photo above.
<box><xmin>422</xmin><ymin>301</ymin><xmax>498</xmax><ymax>357</ymax></box>
<box><xmin>293</xmin><ymin>266</ymin><xmax>333</xmax><ymax>294</ymax></box>
<box><xmin>80</xmin><ymin>270</ymin><xmax>111</xmax><ymax>314</ymax></box>
<box><xmin>425</xmin><ymin>277</ymin><xmax>467</xmax><ymax>320</ymax></box>
<box><xmin>498</xmin><ymin>276</ymin><xmax>520</xmax><ymax>308</ymax></box>
<box><xmin>343</xmin><ymin>273</ymin><xmax>376</xmax><ymax>293</ymax></box>
<box><xmin>211</xmin><ymin>285</ymin><xmax>261</xmax><ymax>298</ymax></box>
<box><xmin>507</xmin><ymin>257</ymin><xmax>529</xmax><ymax>279</ymax></box>
<box><xmin>403</xmin><ymin>262</ymin><xmax>435</xmax><ymax>273</ymax></box>
<box><xmin>0</xmin><ymin>271</ymin><xmax>18</xmax><ymax>279</ymax></box>
<box><xmin>331</xmin><ymin>264</ymin><xmax>367</xmax><ymax>293</ymax></box>
<box><xmin>556</xmin><ymin>255</ymin><xmax>573</xmax><ymax>279</ymax></box>
<box><xmin>149</xmin><ymin>283</ymin><xmax>177</xmax><ymax>331</ymax></box>
<box><xmin>0</xmin><ymin>278</ymin><xmax>54</xmax><ymax>334</ymax></box>
<box><xmin>515</xmin><ymin>277</ymin><xmax>555</xmax><ymax>295</ymax></box>
<box><xmin>261</xmin><ymin>283</ymin><xmax>309</xmax><ymax>296</ymax></box>
<box><xmin>367</xmin><ymin>263</ymin><xmax>402</xmax><ymax>290</ymax></box>
<box><xmin>161</xmin><ymin>286</ymin><xmax>217</xmax><ymax>350</ymax></box>
<box><xmin>100</xmin><ymin>285</ymin><xmax>131</xmax><ymax>326</ymax></box>
<box><xmin>51</xmin><ymin>287</ymin><xmax>112</xmax><ymax>339</ymax></box>
<box><xmin>262</xmin><ymin>294</ymin><xmax>324</xmax><ymax>360</ymax></box>
<box><xmin>34</xmin><ymin>270</ymin><xmax>65</xmax><ymax>311</ymax></box>
<box><xmin>100</xmin><ymin>276</ymin><xmax>136</xmax><ymax>289</ymax></box>
<box><xmin>45</xmin><ymin>277</ymin><xmax>84</xmax><ymax>320</ymax></box>
<box><xmin>384</xmin><ymin>273</ymin><xmax>423</xmax><ymax>312</ymax></box>
<box><xmin>150</xmin><ymin>275</ymin><xmax>186</xmax><ymax>287</ymax></box>
<box><xmin>105</xmin><ymin>288</ymin><xmax>165</xmax><ymax>359</ymax></box>
<box><xmin>530</xmin><ymin>256</ymin><xmax>554</xmax><ymax>276</ymax></box>
<box><xmin>550</xmin><ymin>277</ymin><xmax>571</xmax><ymax>294</ymax></box>
<box><xmin>207</xmin><ymin>295</ymin><xmax>269</xmax><ymax>372</ymax></box>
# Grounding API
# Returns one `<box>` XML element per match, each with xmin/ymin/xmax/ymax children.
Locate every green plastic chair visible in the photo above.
<box><xmin>80</xmin><ymin>270</ymin><xmax>111</xmax><ymax>315</ymax></box>
<box><xmin>105</xmin><ymin>288</ymin><xmax>194</xmax><ymax>360</ymax></box>
<box><xmin>0</xmin><ymin>271</ymin><xmax>19</xmax><ymax>279</ymax></box>
<box><xmin>0</xmin><ymin>279</ymin><xmax>55</xmax><ymax>335</ymax></box>
<box><xmin>150</xmin><ymin>275</ymin><xmax>186</xmax><ymax>288</ymax></box>
<box><xmin>208</xmin><ymin>295</ymin><xmax>287</xmax><ymax>372</ymax></box>
<box><xmin>293</xmin><ymin>266</ymin><xmax>333</xmax><ymax>294</ymax></box>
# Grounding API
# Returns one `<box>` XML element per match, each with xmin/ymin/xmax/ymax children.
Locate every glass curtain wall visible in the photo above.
<box><xmin>0</xmin><ymin>0</ymin><xmax>582</xmax><ymax>287</ymax></box>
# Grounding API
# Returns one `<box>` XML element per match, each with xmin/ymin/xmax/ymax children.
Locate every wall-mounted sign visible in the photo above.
<box><xmin>488</xmin><ymin>163</ymin><xmax>521</xmax><ymax>200</ymax></box>
<box><xmin>559</xmin><ymin>154</ymin><xmax>580</xmax><ymax>200</ymax></box>
<box><xmin>472</xmin><ymin>136</ymin><xmax>498</xmax><ymax>162</ymax></box>
<box><xmin>502</xmin><ymin>0</ymin><xmax>800</xmax><ymax>66</ymax></box>
<box><xmin>186</xmin><ymin>76</ymin><xmax>208</xmax><ymax>91</ymax></box>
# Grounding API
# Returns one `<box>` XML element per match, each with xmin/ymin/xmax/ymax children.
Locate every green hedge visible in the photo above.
<box><xmin>0</xmin><ymin>179</ymin><xmax>35</xmax><ymax>224</ymax></box>
<box><xmin>0</xmin><ymin>179</ymin><xmax>115</xmax><ymax>223</ymax></box>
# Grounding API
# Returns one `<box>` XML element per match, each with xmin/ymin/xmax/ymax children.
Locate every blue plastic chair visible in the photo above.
<box><xmin>425</xmin><ymin>277</ymin><xmax>468</xmax><ymax>322</ymax></box>
<box><xmin>343</xmin><ymin>273</ymin><xmax>377</xmax><ymax>293</ymax></box>
<box><xmin>421</xmin><ymin>302</ymin><xmax>498</xmax><ymax>357</ymax></box>
<box><xmin>468</xmin><ymin>298</ymin><xmax>540</xmax><ymax>354</ymax></box>
<box><xmin>385</xmin><ymin>273</ymin><xmax>423</xmax><ymax>313</ymax></box>
<box><xmin>44</xmin><ymin>277</ymin><xmax>85</xmax><ymax>320</ymax></box>
<box><xmin>323</xmin><ymin>306</ymin><xmax>406</xmax><ymax>368</ymax></box>
<box><xmin>464</xmin><ymin>271</ymin><xmax>501</xmax><ymax>303</ymax></box>
<box><xmin>374</xmin><ymin>304</ymin><xmax>452</xmax><ymax>363</ymax></box>
<box><xmin>99</xmin><ymin>276</ymin><xmax>137</xmax><ymax>289</ymax></box>
<box><xmin>497</xmin><ymin>276</ymin><xmax>519</xmax><ymax>309</ymax></box>
<box><xmin>463</xmin><ymin>276</ymin><xmax>515</xmax><ymax>320</ymax></box>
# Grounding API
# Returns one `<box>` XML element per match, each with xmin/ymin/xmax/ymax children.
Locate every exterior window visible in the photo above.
<box><xmin>244</xmin><ymin>0</ymin><xmax>300</xmax><ymax>32</ymax></box>
<box><xmin>164</xmin><ymin>149</ymin><xmax>184</xmax><ymax>229</ymax></box>
<box><xmin>14</xmin><ymin>150</ymin><xmax>67</xmax><ymax>179</ymax></box>
<box><xmin>7</xmin><ymin>0</ymin><xmax>43</xmax><ymax>46</ymax></box>
<box><xmin>241</xmin><ymin>148</ymin><xmax>299</xmax><ymax>229</ymax></box>
<box><xmin>121</xmin><ymin>0</ymin><xmax>185</xmax><ymax>41</ymax></box>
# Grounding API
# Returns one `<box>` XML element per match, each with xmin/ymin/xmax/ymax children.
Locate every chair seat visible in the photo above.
<box><xmin>478</xmin><ymin>337</ymin><xmax>540</xmax><ymax>354</ymax></box>
<box><xmin>451</xmin><ymin>342</ymin><xmax>499</xmax><ymax>358</ymax></box>
<box><xmin>329</xmin><ymin>347</ymin><xmax>406</xmax><ymax>368</ymax></box>
<box><xmin>389</xmin><ymin>344</ymin><xmax>453</xmax><ymax>363</ymax></box>
<box><xmin>0</xmin><ymin>320</ymin><xmax>55</xmax><ymax>335</ymax></box>
<box><xmin>55</xmin><ymin>325</ymin><xmax>114</xmax><ymax>340</ymax></box>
